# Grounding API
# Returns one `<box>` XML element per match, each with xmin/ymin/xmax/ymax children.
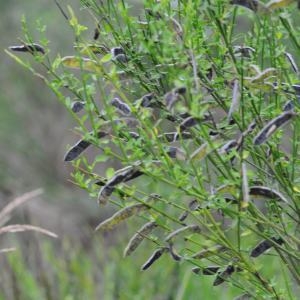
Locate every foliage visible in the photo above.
<box><xmin>7</xmin><ymin>0</ymin><xmax>300</xmax><ymax>298</ymax></box>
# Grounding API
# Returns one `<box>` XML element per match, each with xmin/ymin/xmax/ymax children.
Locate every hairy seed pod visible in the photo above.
<box><xmin>233</xmin><ymin>294</ymin><xmax>252</xmax><ymax>300</ymax></box>
<box><xmin>123</xmin><ymin>221</ymin><xmax>157</xmax><ymax>257</ymax></box>
<box><xmin>164</xmin><ymin>91</ymin><xmax>179</xmax><ymax>110</ymax></box>
<box><xmin>9</xmin><ymin>43</ymin><xmax>45</xmax><ymax>54</ymax></box>
<box><xmin>168</xmin><ymin>243</ymin><xmax>182</xmax><ymax>261</ymax></box>
<box><xmin>64</xmin><ymin>131</ymin><xmax>107</xmax><ymax>162</ymax></box>
<box><xmin>71</xmin><ymin>101</ymin><xmax>85</xmax><ymax>113</ymax></box>
<box><xmin>111</xmin><ymin>98</ymin><xmax>131</xmax><ymax>115</ymax></box>
<box><xmin>98</xmin><ymin>165</ymin><xmax>143</xmax><ymax>205</ymax></box>
<box><xmin>233</xmin><ymin>46</ymin><xmax>255</xmax><ymax>58</ymax></box>
<box><xmin>250</xmin><ymin>237</ymin><xmax>284</xmax><ymax>257</ymax></box>
<box><xmin>230</xmin><ymin>0</ymin><xmax>266</xmax><ymax>12</ymax></box>
<box><xmin>241</xmin><ymin>162</ymin><xmax>250</xmax><ymax>209</ymax></box>
<box><xmin>249</xmin><ymin>186</ymin><xmax>289</xmax><ymax>203</ymax></box>
<box><xmin>141</xmin><ymin>248</ymin><xmax>168</xmax><ymax>271</ymax></box>
<box><xmin>166</xmin><ymin>147</ymin><xmax>186</xmax><ymax>160</ymax></box>
<box><xmin>253</xmin><ymin>111</ymin><xmax>295</xmax><ymax>145</ymax></box>
<box><xmin>218</xmin><ymin>140</ymin><xmax>238</xmax><ymax>155</ymax></box>
<box><xmin>213</xmin><ymin>265</ymin><xmax>235</xmax><ymax>286</ymax></box>
<box><xmin>285</xmin><ymin>52</ymin><xmax>299</xmax><ymax>74</ymax></box>
<box><xmin>95</xmin><ymin>203</ymin><xmax>149</xmax><ymax>231</ymax></box>
<box><xmin>266</xmin><ymin>0</ymin><xmax>294</xmax><ymax>10</ymax></box>
<box><xmin>228</xmin><ymin>79</ymin><xmax>240</xmax><ymax>122</ymax></box>
<box><xmin>178</xmin><ymin>200</ymin><xmax>199</xmax><ymax>222</ymax></box>
<box><xmin>179</xmin><ymin>116</ymin><xmax>198</xmax><ymax>131</ymax></box>
<box><xmin>282</xmin><ymin>100</ymin><xmax>294</xmax><ymax>112</ymax></box>
<box><xmin>165</xmin><ymin>225</ymin><xmax>201</xmax><ymax>243</ymax></box>
<box><xmin>158</xmin><ymin>132</ymin><xmax>192</xmax><ymax>142</ymax></box>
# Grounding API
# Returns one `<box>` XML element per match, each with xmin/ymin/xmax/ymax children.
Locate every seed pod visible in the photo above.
<box><xmin>233</xmin><ymin>46</ymin><xmax>255</xmax><ymax>58</ymax></box>
<box><xmin>111</xmin><ymin>98</ymin><xmax>131</xmax><ymax>116</ymax></box>
<box><xmin>250</xmin><ymin>237</ymin><xmax>284</xmax><ymax>257</ymax></box>
<box><xmin>138</xmin><ymin>93</ymin><xmax>155</xmax><ymax>107</ymax></box>
<box><xmin>97</xmin><ymin>165</ymin><xmax>143</xmax><ymax>205</ymax></box>
<box><xmin>168</xmin><ymin>243</ymin><xmax>182</xmax><ymax>261</ymax></box>
<box><xmin>71</xmin><ymin>101</ymin><xmax>85</xmax><ymax>113</ymax></box>
<box><xmin>174</xmin><ymin>86</ymin><xmax>187</xmax><ymax>95</ymax></box>
<box><xmin>141</xmin><ymin>248</ymin><xmax>168</xmax><ymax>271</ymax></box>
<box><xmin>250</xmin><ymin>68</ymin><xmax>277</xmax><ymax>84</ymax></box>
<box><xmin>213</xmin><ymin>265</ymin><xmax>235</xmax><ymax>286</ymax></box>
<box><xmin>158</xmin><ymin>132</ymin><xmax>192</xmax><ymax>142</ymax></box>
<box><xmin>93</xmin><ymin>24</ymin><xmax>100</xmax><ymax>40</ymax></box>
<box><xmin>111</xmin><ymin>47</ymin><xmax>125</xmax><ymax>56</ymax></box>
<box><xmin>9</xmin><ymin>43</ymin><xmax>45</xmax><ymax>54</ymax></box>
<box><xmin>218</xmin><ymin>140</ymin><xmax>238</xmax><ymax>155</ymax></box>
<box><xmin>285</xmin><ymin>52</ymin><xmax>299</xmax><ymax>74</ymax></box>
<box><xmin>178</xmin><ymin>199</ymin><xmax>199</xmax><ymax>222</ymax></box>
<box><xmin>123</xmin><ymin>221</ymin><xmax>157</xmax><ymax>257</ymax></box>
<box><xmin>266</xmin><ymin>0</ymin><xmax>294</xmax><ymax>10</ymax></box>
<box><xmin>179</xmin><ymin>116</ymin><xmax>198</xmax><ymax>131</ymax></box>
<box><xmin>249</xmin><ymin>186</ymin><xmax>289</xmax><ymax>203</ymax></box>
<box><xmin>166</xmin><ymin>147</ymin><xmax>186</xmax><ymax>160</ymax></box>
<box><xmin>230</xmin><ymin>0</ymin><xmax>266</xmax><ymax>12</ymax></box>
<box><xmin>253</xmin><ymin>111</ymin><xmax>295</xmax><ymax>145</ymax></box>
<box><xmin>165</xmin><ymin>225</ymin><xmax>201</xmax><ymax>243</ymax></box>
<box><xmin>191</xmin><ymin>266</ymin><xmax>221</xmax><ymax>275</ymax></box>
<box><xmin>64</xmin><ymin>131</ymin><xmax>107</xmax><ymax>162</ymax></box>
<box><xmin>61</xmin><ymin>56</ymin><xmax>101</xmax><ymax>72</ymax></box>
<box><xmin>282</xmin><ymin>100</ymin><xmax>294</xmax><ymax>112</ymax></box>
<box><xmin>233</xmin><ymin>294</ymin><xmax>252</xmax><ymax>300</ymax></box>
<box><xmin>95</xmin><ymin>203</ymin><xmax>149</xmax><ymax>231</ymax></box>
<box><xmin>192</xmin><ymin>245</ymin><xmax>227</xmax><ymax>259</ymax></box>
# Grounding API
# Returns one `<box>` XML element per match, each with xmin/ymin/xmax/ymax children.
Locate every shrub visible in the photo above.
<box><xmin>8</xmin><ymin>0</ymin><xmax>300</xmax><ymax>298</ymax></box>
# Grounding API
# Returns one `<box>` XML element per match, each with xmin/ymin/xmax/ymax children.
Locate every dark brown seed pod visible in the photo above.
<box><xmin>165</xmin><ymin>225</ymin><xmax>201</xmax><ymax>243</ymax></box>
<box><xmin>95</xmin><ymin>203</ymin><xmax>149</xmax><ymax>231</ymax></box>
<box><xmin>158</xmin><ymin>132</ymin><xmax>192</xmax><ymax>142</ymax></box>
<box><xmin>166</xmin><ymin>147</ymin><xmax>186</xmax><ymax>160</ymax></box>
<box><xmin>233</xmin><ymin>46</ymin><xmax>255</xmax><ymax>58</ymax></box>
<box><xmin>9</xmin><ymin>43</ymin><xmax>45</xmax><ymax>54</ymax></box>
<box><xmin>137</xmin><ymin>93</ymin><xmax>155</xmax><ymax>107</ymax></box>
<box><xmin>179</xmin><ymin>116</ymin><xmax>198</xmax><ymax>131</ymax></box>
<box><xmin>282</xmin><ymin>100</ymin><xmax>294</xmax><ymax>112</ymax></box>
<box><xmin>111</xmin><ymin>98</ymin><xmax>131</xmax><ymax>115</ymax></box>
<box><xmin>123</xmin><ymin>221</ymin><xmax>157</xmax><ymax>257</ymax></box>
<box><xmin>250</xmin><ymin>237</ymin><xmax>284</xmax><ymax>257</ymax></box>
<box><xmin>218</xmin><ymin>140</ymin><xmax>238</xmax><ymax>155</ymax></box>
<box><xmin>98</xmin><ymin>165</ymin><xmax>143</xmax><ymax>205</ymax></box>
<box><xmin>213</xmin><ymin>265</ymin><xmax>235</xmax><ymax>286</ymax></box>
<box><xmin>168</xmin><ymin>243</ymin><xmax>182</xmax><ymax>261</ymax></box>
<box><xmin>249</xmin><ymin>186</ymin><xmax>289</xmax><ymax>203</ymax></box>
<box><xmin>64</xmin><ymin>131</ymin><xmax>107</xmax><ymax>162</ymax></box>
<box><xmin>141</xmin><ymin>247</ymin><xmax>168</xmax><ymax>271</ymax></box>
<box><xmin>253</xmin><ymin>111</ymin><xmax>295</xmax><ymax>145</ymax></box>
<box><xmin>174</xmin><ymin>86</ymin><xmax>187</xmax><ymax>95</ymax></box>
<box><xmin>71</xmin><ymin>101</ymin><xmax>85</xmax><ymax>113</ymax></box>
<box><xmin>233</xmin><ymin>293</ymin><xmax>252</xmax><ymax>300</ymax></box>
<box><xmin>93</xmin><ymin>24</ymin><xmax>100</xmax><ymax>40</ymax></box>
<box><xmin>203</xmin><ymin>266</ymin><xmax>221</xmax><ymax>275</ymax></box>
<box><xmin>285</xmin><ymin>52</ymin><xmax>299</xmax><ymax>74</ymax></box>
<box><xmin>178</xmin><ymin>199</ymin><xmax>199</xmax><ymax>222</ymax></box>
<box><xmin>230</xmin><ymin>0</ymin><xmax>266</xmax><ymax>12</ymax></box>
<box><xmin>164</xmin><ymin>91</ymin><xmax>179</xmax><ymax>110</ymax></box>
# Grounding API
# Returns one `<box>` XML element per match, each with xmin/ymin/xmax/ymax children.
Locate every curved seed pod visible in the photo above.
<box><xmin>97</xmin><ymin>165</ymin><xmax>143</xmax><ymax>205</ymax></box>
<box><xmin>266</xmin><ymin>0</ymin><xmax>294</xmax><ymax>10</ymax></box>
<box><xmin>249</xmin><ymin>68</ymin><xmax>277</xmax><ymax>84</ymax></box>
<box><xmin>179</xmin><ymin>116</ymin><xmax>198</xmax><ymax>131</ymax></box>
<box><xmin>233</xmin><ymin>294</ymin><xmax>252</xmax><ymax>300</ymax></box>
<box><xmin>93</xmin><ymin>24</ymin><xmax>100</xmax><ymax>40</ymax></box>
<box><xmin>165</xmin><ymin>225</ymin><xmax>201</xmax><ymax>243</ymax></box>
<box><xmin>64</xmin><ymin>131</ymin><xmax>107</xmax><ymax>162</ymax></box>
<box><xmin>250</xmin><ymin>237</ymin><xmax>284</xmax><ymax>257</ymax></box>
<box><xmin>253</xmin><ymin>111</ymin><xmax>295</xmax><ymax>145</ymax></box>
<box><xmin>285</xmin><ymin>52</ymin><xmax>299</xmax><ymax>74</ymax></box>
<box><xmin>71</xmin><ymin>101</ymin><xmax>85</xmax><ymax>113</ymax></box>
<box><xmin>230</xmin><ymin>0</ymin><xmax>267</xmax><ymax>12</ymax></box>
<box><xmin>178</xmin><ymin>200</ymin><xmax>199</xmax><ymax>222</ymax></box>
<box><xmin>192</xmin><ymin>266</ymin><xmax>221</xmax><ymax>275</ymax></box>
<box><xmin>174</xmin><ymin>86</ymin><xmax>187</xmax><ymax>95</ymax></box>
<box><xmin>111</xmin><ymin>47</ymin><xmax>125</xmax><ymax>56</ymax></box>
<box><xmin>282</xmin><ymin>100</ymin><xmax>294</xmax><ymax>112</ymax></box>
<box><xmin>95</xmin><ymin>203</ymin><xmax>149</xmax><ymax>231</ymax></box>
<box><xmin>166</xmin><ymin>147</ymin><xmax>186</xmax><ymax>160</ymax></box>
<box><xmin>213</xmin><ymin>265</ymin><xmax>235</xmax><ymax>286</ymax></box>
<box><xmin>218</xmin><ymin>140</ymin><xmax>238</xmax><ymax>155</ymax></box>
<box><xmin>190</xmin><ymin>137</ymin><xmax>222</xmax><ymax>161</ymax></box>
<box><xmin>192</xmin><ymin>245</ymin><xmax>227</xmax><ymax>259</ymax></box>
<box><xmin>9</xmin><ymin>43</ymin><xmax>45</xmax><ymax>54</ymax></box>
<box><xmin>158</xmin><ymin>132</ymin><xmax>192</xmax><ymax>142</ymax></box>
<box><xmin>233</xmin><ymin>46</ymin><xmax>255</xmax><ymax>58</ymax></box>
<box><xmin>141</xmin><ymin>247</ymin><xmax>168</xmax><ymax>271</ymax></box>
<box><xmin>111</xmin><ymin>98</ymin><xmax>131</xmax><ymax>116</ymax></box>
<box><xmin>249</xmin><ymin>186</ymin><xmax>289</xmax><ymax>203</ymax></box>
<box><xmin>228</xmin><ymin>79</ymin><xmax>240</xmax><ymax>122</ymax></box>
<box><xmin>168</xmin><ymin>243</ymin><xmax>182</xmax><ymax>261</ymax></box>
<box><xmin>123</xmin><ymin>221</ymin><xmax>157</xmax><ymax>257</ymax></box>
<box><xmin>61</xmin><ymin>56</ymin><xmax>102</xmax><ymax>72</ymax></box>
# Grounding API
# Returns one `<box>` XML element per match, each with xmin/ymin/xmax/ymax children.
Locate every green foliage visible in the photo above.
<box><xmin>8</xmin><ymin>0</ymin><xmax>300</xmax><ymax>298</ymax></box>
